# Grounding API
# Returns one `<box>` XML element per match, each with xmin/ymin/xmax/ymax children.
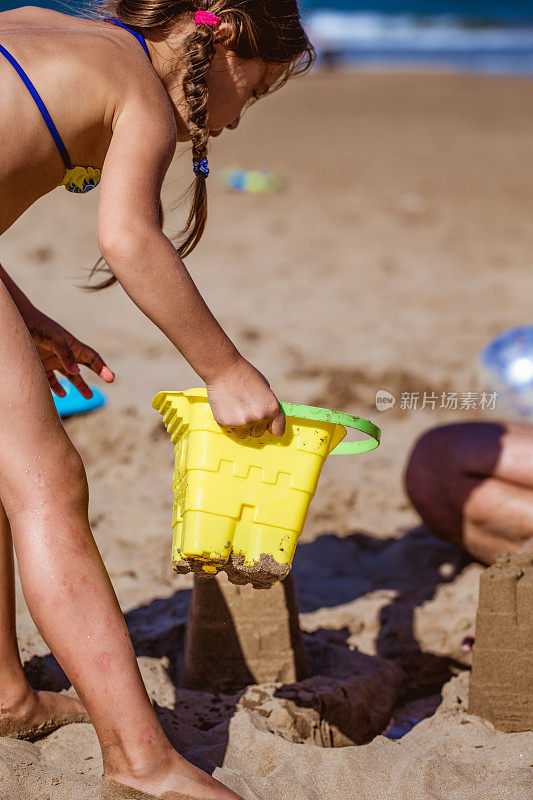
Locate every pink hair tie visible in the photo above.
<box><xmin>195</xmin><ymin>10</ymin><xmax>221</xmax><ymax>26</ymax></box>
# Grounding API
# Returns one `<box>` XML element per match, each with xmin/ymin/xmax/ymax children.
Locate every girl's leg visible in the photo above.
<box><xmin>0</xmin><ymin>497</ymin><xmax>26</xmax><ymax>694</ymax></box>
<box><xmin>405</xmin><ymin>422</ymin><xmax>533</xmax><ymax>564</ymax></box>
<box><xmin>0</xmin><ymin>278</ymin><xmax>241</xmax><ymax>799</ymax></box>
<box><xmin>0</xmin><ymin>496</ymin><xmax>88</xmax><ymax>737</ymax></box>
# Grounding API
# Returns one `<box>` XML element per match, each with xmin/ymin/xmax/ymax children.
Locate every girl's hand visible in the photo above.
<box><xmin>207</xmin><ymin>357</ymin><xmax>285</xmax><ymax>438</ymax></box>
<box><xmin>23</xmin><ymin>307</ymin><xmax>114</xmax><ymax>399</ymax></box>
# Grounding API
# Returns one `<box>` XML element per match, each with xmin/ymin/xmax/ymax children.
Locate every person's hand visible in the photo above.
<box><xmin>23</xmin><ymin>307</ymin><xmax>115</xmax><ymax>398</ymax></box>
<box><xmin>206</xmin><ymin>357</ymin><xmax>285</xmax><ymax>438</ymax></box>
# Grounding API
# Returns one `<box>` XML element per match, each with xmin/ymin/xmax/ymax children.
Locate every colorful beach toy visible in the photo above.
<box><xmin>220</xmin><ymin>168</ymin><xmax>283</xmax><ymax>194</ymax></box>
<box><xmin>152</xmin><ymin>388</ymin><xmax>380</xmax><ymax>589</ymax></box>
<box><xmin>53</xmin><ymin>377</ymin><xmax>107</xmax><ymax>417</ymax></box>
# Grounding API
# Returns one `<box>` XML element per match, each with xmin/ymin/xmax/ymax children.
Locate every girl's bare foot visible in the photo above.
<box><xmin>102</xmin><ymin>749</ymin><xmax>244</xmax><ymax>800</ymax></box>
<box><xmin>0</xmin><ymin>688</ymin><xmax>89</xmax><ymax>740</ymax></box>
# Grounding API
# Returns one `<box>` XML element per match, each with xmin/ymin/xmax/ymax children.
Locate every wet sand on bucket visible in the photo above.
<box><xmin>1</xmin><ymin>70</ymin><xmax>532</xmax><ymax>798</ymax></box>
<box><xmin>173</xmin><ymin>552</ymin><xmax>289</xmax><ymax>589</ymax></box>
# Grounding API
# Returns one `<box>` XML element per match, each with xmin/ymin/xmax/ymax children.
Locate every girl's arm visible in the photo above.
<box><xmin>98</xmin><ymin>91</ymin><xmax>284</xmax><ymax>436</ymax></box>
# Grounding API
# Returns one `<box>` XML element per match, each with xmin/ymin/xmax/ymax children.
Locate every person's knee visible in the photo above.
<box><xmin>52</xmin><ymin>445</ymin><xmax>89</xmax><ymax>513</ymax></box>
<box><xmin>405</xmin><ymin>424</ymin><xmax>464</xmax><ymax>509</ymax></box>
<box><xmin>405</xmin><ymin>422</ymin><xmax>506</xmax><ymax>506</ymax></box>
<box><xmin>1</xmin><ymin>440</ymin><xmax>88</xmax><ymax>523</ymax></box>
<box><xmin>405</xmin><ymin>422</ymin><xmax>509</xmax><ymax>546</ymax></box>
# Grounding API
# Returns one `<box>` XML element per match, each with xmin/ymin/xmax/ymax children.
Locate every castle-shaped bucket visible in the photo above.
<box><xmin>153</xmin><ymin>388</ymin><xmax>380</xmax><ymax>589</ymax></box>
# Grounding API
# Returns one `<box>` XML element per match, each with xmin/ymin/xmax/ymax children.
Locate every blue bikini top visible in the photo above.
<box><xmin>0</xmin><ymin>18</ymin><xmax>151</xmax><ymax>194</ymax></box>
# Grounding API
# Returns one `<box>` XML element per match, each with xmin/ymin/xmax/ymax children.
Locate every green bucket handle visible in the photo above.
<box><xmin>279</xmin><ymin>402</ymin><xmax>380</xmax><ymax>455</ymax></box>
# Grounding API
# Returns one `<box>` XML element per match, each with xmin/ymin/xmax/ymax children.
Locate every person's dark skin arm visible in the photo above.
<box><xmin>0</xmin><ymin>263</ymin><xmax>114</xmax><ymax>398</ymax></box>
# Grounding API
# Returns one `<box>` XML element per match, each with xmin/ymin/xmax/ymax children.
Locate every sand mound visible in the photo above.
<box><xmin>0</xmin><ymin>675</ymin><xmax>530</xmax><ymax>800</ymax></box>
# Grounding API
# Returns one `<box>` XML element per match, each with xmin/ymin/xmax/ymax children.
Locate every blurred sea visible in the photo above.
<box><xmin>302</xmin><ymin>1</ymin><xmax>533</xmax><ymax>74</ymax></box>
<box><xmin>2</xmin><ymin>0</ymin><xmax>533</xmax><ymax>74</ymax></box>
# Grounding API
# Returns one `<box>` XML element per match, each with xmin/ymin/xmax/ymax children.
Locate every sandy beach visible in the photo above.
<box><xmin>1</xmin><ymin>68</ymin><xmax>532</xmax><ymax>798</ymax></box>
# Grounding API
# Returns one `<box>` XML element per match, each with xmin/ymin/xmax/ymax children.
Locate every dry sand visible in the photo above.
<box><xmin>1</xmin><ymin>69</ymin><xmax>532</xmax><ymax>798</ymax></box>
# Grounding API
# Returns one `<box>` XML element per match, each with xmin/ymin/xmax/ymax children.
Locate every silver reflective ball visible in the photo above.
<box><xmin>480</xmin><ymin>326</ymin><xmax>533</xmax><ymax>418</ymax></box>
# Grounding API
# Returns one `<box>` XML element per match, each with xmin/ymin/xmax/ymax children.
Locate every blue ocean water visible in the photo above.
<box><xmin>302</xmin><ymin>1</ymin><xmax>533</xmax><ymax>20</ymax></box>
<box><xmin>2</xmin><ymin>0</ymin><xmax>533</xmax><ymax>74</ymax></box>
<box><xmin>300</xmin><ymin>1</ymin><xmax>533</xmax><ymax>74</ymax></box>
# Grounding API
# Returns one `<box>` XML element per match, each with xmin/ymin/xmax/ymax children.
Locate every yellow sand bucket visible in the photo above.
<box><xmin>152</xmin><ymin>388</ymin><xmax>380</xmax><ymax>589</ymax></box>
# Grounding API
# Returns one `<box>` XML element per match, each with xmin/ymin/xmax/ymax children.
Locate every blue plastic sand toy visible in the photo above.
<box><xmin>53</xmin><ymin>377</ymin><xmax>107</xmax><ymax>418</ymax></box>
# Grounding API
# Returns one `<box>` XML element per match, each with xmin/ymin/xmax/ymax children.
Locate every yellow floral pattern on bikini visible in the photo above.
<box><xmin>61</xmin><ymin>166</ymin><xmax>101</xmax><ymax>194</ymax></box>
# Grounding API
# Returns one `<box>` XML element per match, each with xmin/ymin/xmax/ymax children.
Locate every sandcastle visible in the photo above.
<box><xmin>469</xmin><ymin>552</ymin><xmax>533</xmax><ymax>732</ymax></box>
<box><xmin>184</xmin><ymin>571</ymin><xmax>405</xmax><ymax>746</ymax></box>
<box><xmin>184</xmin><ymin>572</ymin><xmax>308</xmax><ymax>691</ymax></box>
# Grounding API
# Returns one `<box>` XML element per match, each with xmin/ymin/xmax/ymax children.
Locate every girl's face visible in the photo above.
<box><xmin>206</xmin><ymin>46</ymin><xmax>288</xmax><ymax>137</ymax></box>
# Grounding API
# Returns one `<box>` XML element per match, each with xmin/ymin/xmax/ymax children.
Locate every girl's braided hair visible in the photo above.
<box><xmin>88</xmin><ymin>0</ymin><xmax>315</xmax><ymax>289</ymax></box>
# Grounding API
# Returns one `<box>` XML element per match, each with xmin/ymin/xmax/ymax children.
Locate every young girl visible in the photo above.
<box><xmin>0</xmin><ymin>3</ymin><xmax>313</xmax><ymax>798</ymax></box>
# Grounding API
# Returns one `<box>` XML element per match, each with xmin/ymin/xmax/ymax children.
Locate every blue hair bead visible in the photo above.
<box><xmin>193</xmin><ymin>157</ymin><xmax>209</xmax><ymax>178</ymax></box>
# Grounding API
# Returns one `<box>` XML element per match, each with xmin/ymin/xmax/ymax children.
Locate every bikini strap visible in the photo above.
<box><xmin>104</xmin><ymin>18</ymin><xmax>152</xmax><ymax>62</ymax></box>
<box><xmin>0</xmin><ymin>42</ymin><xmax>72</xmax><ymax>170</ymax></box>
